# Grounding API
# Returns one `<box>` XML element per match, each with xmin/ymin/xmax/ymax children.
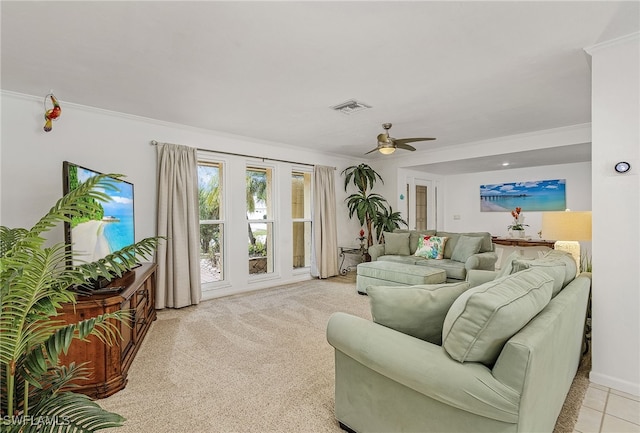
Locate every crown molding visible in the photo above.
<box><xmin>584</xmin><ymin>32</ymin><xmax>640</xmax><ymax>55</ymax></box>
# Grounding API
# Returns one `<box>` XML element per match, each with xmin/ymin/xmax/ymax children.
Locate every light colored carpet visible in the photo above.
<box><xmin>100</xmin><ymin>274</ymin><xmax>587</xmax><ymax>433</ymax></box>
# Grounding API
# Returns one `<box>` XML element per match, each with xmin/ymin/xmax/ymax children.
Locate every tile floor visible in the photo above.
<box><xmin>575</xmin><ymin>383</ymin><xmax>640</xmax><ymax>433</ymax></box>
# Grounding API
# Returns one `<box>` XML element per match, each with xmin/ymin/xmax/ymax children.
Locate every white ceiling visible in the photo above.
<box><xmin>2</xmin><ymin>1</ymin><xmax>638</xmax><ymax>173</ymax></box>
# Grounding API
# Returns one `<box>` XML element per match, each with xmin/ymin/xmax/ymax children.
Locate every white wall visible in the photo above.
<box><xmin>1</xmin><ymin>91</ymin><xmax>360</xmax><ymax>299</ymax></box>
<box><xmin>587</xmin><ymin>34</ymin><xmax>640</xmax><ymax>396</ymax></box>
<box><xmin>442</xmin><ymin>162</ymin><xmax>592</xmax><ymax>236</ymax></box>
<box><xmin>370</xmin><ymin>126</ymin><xmax>593</xmax><ymax>237</ymax></box>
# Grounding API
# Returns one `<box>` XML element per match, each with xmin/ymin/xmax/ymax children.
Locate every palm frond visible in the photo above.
<box><xmin>341</xmin><ymin>164</ymin><xmax>384</xmax><ymax>193</ymax></box>
<box><xmin>1</xmin><ymin>226</ymin><xmax>28</xmax><ymax>258</ymax></box>
<box><xmin>17</xmin><ymin>391</ymin><xmax>125</xmax><ymax>433</ymax></box>
<box><xmin>0</xmin><ymin>245</ymin><xmax>77</xmax><ymax>366</ymax></box>
<box><xmin>75</xmin><ymin>237</ymin><xmax>162</xmax><ymax>282</ymax></box>
<box><xmin>22</xmin><ymin>311</ymin><xmax>129</xmax><ymax>381</ymax></box>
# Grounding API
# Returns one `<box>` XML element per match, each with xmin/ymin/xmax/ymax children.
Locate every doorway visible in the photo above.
<box><xmin>408</xmin><ymin>178</ymin><xmax>437</xmax><ymax>231</ymax></box>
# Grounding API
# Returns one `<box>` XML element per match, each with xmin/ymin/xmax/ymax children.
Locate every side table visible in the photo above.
<box><xmin>339</xmin><ymin>246</ymin><xmax>366</xmax><ymax>275</ymax></box>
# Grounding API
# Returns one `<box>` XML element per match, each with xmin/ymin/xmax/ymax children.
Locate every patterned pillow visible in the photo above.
<box><xmin>414</xmin><ymin>236</ymin><xmax>448</xmax><ymax>259</ymax></box>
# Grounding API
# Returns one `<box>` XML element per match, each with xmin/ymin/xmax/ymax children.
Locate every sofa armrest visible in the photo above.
<box><xmin>467</xmin><ymin>269</ymin><xmax>498</xmax><ymax>288</ymax></box>
<box><xmin>465</xmin><ymin>251</ymin><xmax>498</xmax><ymax>271</ymax></box>
<box><xmin>327</xmin><ymin>312</ymin><xmax>520</xmax><ymax>423</ymax></box>
<box><xmin>368</xmin><ymin>243</ymin><xmax>385</xmax><ymax>261</ymax></box>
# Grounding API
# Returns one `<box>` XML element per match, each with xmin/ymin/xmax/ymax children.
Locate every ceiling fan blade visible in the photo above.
<box><xmin>395</xmin><ymin>137</ymin><xmax>436</xmax><ymax>145</ymax></box>
<box><xmin>396</xmin><ymin>143</ymin><xmax>416</xmax><ymax>151</ymax></box>
<box><xmin>365</xmin><ymin>147</ymin><xmax>380</xmax><ymax>155</ymax></box>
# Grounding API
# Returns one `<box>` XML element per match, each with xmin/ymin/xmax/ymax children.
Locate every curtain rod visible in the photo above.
<box><xmin>150</xmin><ymin>140</ymin><xmax>335</xmax><ymax>170</ymax></box>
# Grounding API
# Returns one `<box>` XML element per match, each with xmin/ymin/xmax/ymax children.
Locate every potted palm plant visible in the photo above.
<box><xmin>341</xmin><ymin>164</ymin><xmax>387</xmax><ymax>248</ymax></box>
<box><xmin>0</xmin><ymin>174</ymin><xmax>160</xmax><ymax>432</ymax></box>
<box><xmin>373</xmin><ymin>205</ymin><xmax>408</xmax><ymax>243</ymax></box>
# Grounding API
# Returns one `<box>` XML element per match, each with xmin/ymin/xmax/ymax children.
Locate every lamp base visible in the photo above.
<box><xmin>554</xmin><ymin>240</ymin><xmax>580</xmax><ymax>277</ymax></box>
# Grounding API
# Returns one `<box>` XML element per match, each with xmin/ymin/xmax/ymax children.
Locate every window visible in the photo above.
<box><xmin>247</xmin><ymin>166</ymin><xmax>274</xmax><ymax>274</ymax></box>
<box><xmin>198</xmin><ymin>161</ymin><xmax>224</xmax><ymax>284</ymax></box>
<box><xmin>292</xmin><ymin>170</ymin><xmax>312</xmax><ymax>269</ymax></box>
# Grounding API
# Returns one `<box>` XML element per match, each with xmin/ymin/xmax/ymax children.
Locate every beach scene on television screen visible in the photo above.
<box><xmin>480</xmin><ymin>179</ymin><xmax>566</xmax><ymax>212</ymax></box>
<box><xmin>69</xmin><ymin>166</ymin><xmax>134</xmax><ymax>264</ymax></box>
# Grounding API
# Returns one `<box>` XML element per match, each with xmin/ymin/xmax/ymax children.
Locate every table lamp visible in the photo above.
<box><xmin>541</xmin><ymin>211</ymin><xmax>592</xmax><ymax>275</ymax></box>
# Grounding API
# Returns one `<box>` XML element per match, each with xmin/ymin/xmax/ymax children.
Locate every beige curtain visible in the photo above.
<box><xmin>155</xmin><ymin>143</ymin><xmax>201</xmax><ymax>309</ymax></box>
<box><xmin>311</xmin><ymin>165</ymin><xmax>338</xmax><ymax>278</ymax></box>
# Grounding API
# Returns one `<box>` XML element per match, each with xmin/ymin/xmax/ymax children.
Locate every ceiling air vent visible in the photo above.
<box><xmin>331</xmin><ymin>99</ymin><xmax>372</xmax><ymax>115</ymax></box>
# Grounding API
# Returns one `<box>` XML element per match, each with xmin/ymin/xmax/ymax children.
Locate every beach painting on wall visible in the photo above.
<box><xmin>480</xmin><ymin>179</ymin><xmax>566</xmax><ymax>212</ymax></box>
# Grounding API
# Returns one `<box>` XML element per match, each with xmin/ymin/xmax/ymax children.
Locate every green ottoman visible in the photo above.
<box><xmin>356</xmin><ymin>261</ymin><xmax>447</xmax><ymax>295</ymax></box>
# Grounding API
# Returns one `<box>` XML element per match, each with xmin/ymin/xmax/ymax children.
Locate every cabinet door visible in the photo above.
<box><xmin>132</xmin><ymin>285</ymin><xmax>148</xmax><ymax>339</ymax></box>
<box><xmin>120</xmin><ymin>298</ymin><xmax>135</xmax><ymax>362</ymax></box>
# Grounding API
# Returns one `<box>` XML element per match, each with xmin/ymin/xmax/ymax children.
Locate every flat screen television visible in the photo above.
<box><xmin>62</xmin><ymin>161</ymin><xmax>135</xmax><ymax>271</ymax></box>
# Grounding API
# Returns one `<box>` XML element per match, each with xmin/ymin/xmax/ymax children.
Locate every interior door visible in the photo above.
<box><xmin>415</xmin><ymin>185</ymin><xmax>428</xmax><ymax>230</ymax></box>
<box><xmin>410</xmin><ymin>178</ymin><xmax>437</xmax><ymax>231</ymax></box>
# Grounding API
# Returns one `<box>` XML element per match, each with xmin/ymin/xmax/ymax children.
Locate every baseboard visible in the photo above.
<box><xmin>338</xmin><ymin>421</ymin><xmax>357</xmax><ymax>433</ymax></box>
<box><xmin>589</xmin><ymin>371</ymin><xmax>640</xmax><ymax>396</ymax></box>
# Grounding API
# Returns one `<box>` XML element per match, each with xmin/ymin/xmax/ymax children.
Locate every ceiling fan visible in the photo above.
<box><xmin>365</xmin><ymin>123</ymin><xmax>436</xmax><ymax>155</ymax></box>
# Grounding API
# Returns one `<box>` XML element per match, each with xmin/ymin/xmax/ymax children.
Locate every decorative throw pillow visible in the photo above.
<box><xmin>442</xmin><ymin>268</ymin><xmax>554</xmax><ymax>366</ymax></box>
<box><xmin>450</xmin><ymin>235</ymin><xmax>483</xmax><ymax>263</ymax></box>
<box><xmin>414</xmin><ymin>236</ymin><xmax>448</xmax><ymax>259</ymax></box>
<box><xmin>409</xmin><ymin>230</ymin><xmax>436</xmax><ymax>254</ymax></box>
<box><xmin>368</xmin><ymin>282</ymin><xmax>470</xmax><ymax>345</ymax></box>
<box><xmin>383</xmin><ymin>231</ymin><xmax>410</xmax><ymax>255</ymax></box>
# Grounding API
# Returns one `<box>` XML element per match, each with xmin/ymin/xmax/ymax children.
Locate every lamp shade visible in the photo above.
<box><xmin>541</xmin><ymin>211</ymin><xmax>592</xmax><ymax>241</ymax></box>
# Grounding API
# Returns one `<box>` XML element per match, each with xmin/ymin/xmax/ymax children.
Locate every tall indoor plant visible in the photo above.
<box><xmin>373</xmin><ymin>205</ymin><xmax>408</xmax><ymax>243</ymax></box>
<box><xmin>0</xmin><ymin>174</ymin><xmax>160</xmax><ymax>432</ymax></box>
<box><xmin>341</xmin><ymin>164</ymin><xmax>387</xmax><ymax>247</ymax></box>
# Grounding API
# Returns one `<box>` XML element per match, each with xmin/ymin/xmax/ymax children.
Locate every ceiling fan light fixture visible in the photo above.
<box><xmin>378</xmin><ymin>146</ymin><xmax>396</xmax><ymax>155</ymax></box>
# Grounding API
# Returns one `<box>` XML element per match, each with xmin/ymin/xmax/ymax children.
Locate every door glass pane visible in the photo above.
<box><xmin>198</xmin><ymin>162</ymin><xmax>224</xmax><ymax>283</ymax></box>
<box><xmin>293</xmin><ymin>221</ymin><xmax>312</xmax><ymax>268</ymax></box>
<box><xmin>249</xmin><ymin>221</ymin><xmax>273</xmax><ymax>274</ymax></box>
<box><xmin>291</xmin><ymin>172</ymin><xmax>311</xmax><ymax>219</ymax></box>
<box><xmin>292</xmin><ymin>171</ymin><xmax>311</xmax><ymax>269</ymax></box>
<box><xmin>247</xmin><ymin>166</ymin><xmax>273</xmax><ymax>274</ymax></box>
<box><xmin>415</xmin><ymin>185</ymin><xmax>428</xmax><ymax>230</ymax></box>
<box><xmin>200</xmin><ymin>223</ymin><xmax>223</xmax><ymax>283</ymax></box>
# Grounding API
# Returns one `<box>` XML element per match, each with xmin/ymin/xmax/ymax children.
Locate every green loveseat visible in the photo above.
<box><xmin>327</xmin><ymin>250</ymin><xmax>590</xmax><ymax>433</ymax></box>
<box><xmin>368</xmin><ymin>230</ymin><xmax>498</xmax><ymax>281</ymax></box>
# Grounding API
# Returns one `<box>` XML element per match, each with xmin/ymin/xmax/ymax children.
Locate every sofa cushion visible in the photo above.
<box><xmin>435</xmin><ymin>232</ymin><xmax>460</xmax><ymax>259</ymax></box>
<box><xmin>415</xmin><ymin>235</ymin><xmax>448</xmax><ymax>259</ymax></box>
<box><xmin>512</xmin><ymin>250</ymin><xmax>576</xmax><ymax>295</ymax></box>
<box><xmin>442</xmin><ymin>268</ymin><xmax>554</xmax><ymax>366</ymax></box>
<box><xmin>383</xmin><ymin>231</ymin><xmax>410</xmax><ymax>255</ymax></box>
<box><xmin>368</xmin><ymin>282</ymin><xmax>470</xmax><ymax>345</ymax></box>
<box><xmin>451</xmin><ymin>235</ymin><xmax>483</xmax><ymax>263</ymax></box>
<box><xmin>415</xmin><ymin>259</ymin><xmax>467</xmax><ymax>281</ymax></box>
<box><xmin>438</xmin><ymin>231</ymin><xmax>493</xmax><ymax>256</ymax></box>
<box><xmin>377</xmin><ymin>255</ymin><xmax>422</xmax><ymax>265</ymax></box>
<box><xmin>357</xmin><ymin>261</ymin><xmax>447</xmax><ymax>286</ymax></box>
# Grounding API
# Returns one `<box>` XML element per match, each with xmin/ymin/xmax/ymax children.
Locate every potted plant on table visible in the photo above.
<box><xmin>508</xmin><ymin>207</ymin><xmax>529</xmax><ymax>238</ymax></box>
<box><xmin>0</xmin><ymin>174</ymin><xmax>160</xmax><ymax>432</ymax></box>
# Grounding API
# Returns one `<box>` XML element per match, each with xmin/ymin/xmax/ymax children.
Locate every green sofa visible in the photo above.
<box><xmin>327</xmin><ymin>250</ymin><xmax>590</xmax><ymax>433</ymax></box>
<box><xmin>368</xmin><ymin>230</ymin><xmax>498</xmax><ymax>281</ymax></box>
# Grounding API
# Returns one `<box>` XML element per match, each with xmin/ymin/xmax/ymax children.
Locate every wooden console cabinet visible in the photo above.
<box><xmin>492</xmin><ymin>236</ymin><xmax>556</xmax><ymax>249</ymax></box>
<box><xmin>58</xmin><ymin>263</ymin><xmax>157</xmax><ymax>399</ymax></box>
